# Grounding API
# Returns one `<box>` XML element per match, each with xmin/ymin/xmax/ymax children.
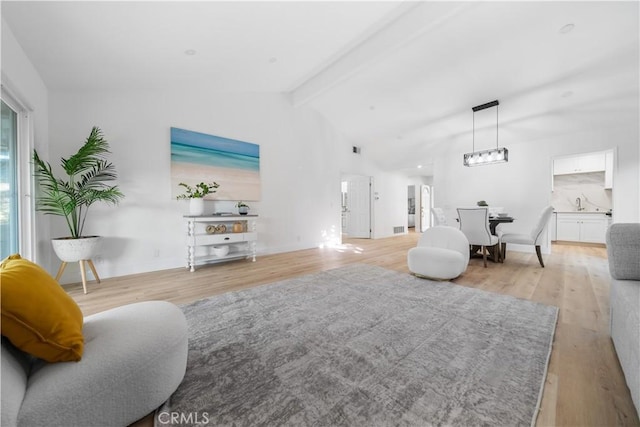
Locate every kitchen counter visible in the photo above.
<box><xmin>554</xmin><ymin>211</ymin><xmax>611</xmax><ymax>214</ymax></box>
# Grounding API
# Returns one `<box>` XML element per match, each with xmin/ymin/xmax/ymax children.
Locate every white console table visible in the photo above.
<box><xmin>184</xmin><ymin>215</ymin><xmax>257</xmax><ymax>272</ymax></box>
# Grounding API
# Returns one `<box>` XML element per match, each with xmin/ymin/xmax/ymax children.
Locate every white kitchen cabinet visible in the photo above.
<box><xmin>555</xmin><ymin>213</ymin><xmax>607</xmax><ymax>244</ymax></box>
<box><xmin>554</xmin><ymin>153</ymin><xmax>606</xmax><ymax>175</ymax></box>
<box><xmin>553</xmin><ymin>157</ymin><xmax>578</xmax><ymax>175</ymax></box>
<box><xmin>580</xmin><ymin>218</ymin><xmax>607</xmax><ymax>243</ymax></box>
<box><xmin>185</xmin><ymin>215</ymin><xmax>258</xmax><ymax>272</ymax></box>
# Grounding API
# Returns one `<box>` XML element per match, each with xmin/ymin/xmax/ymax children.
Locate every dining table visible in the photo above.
<box><xmin>456</xmin><ymin>214</ymin><xmax>516</xmax><ymax>263</ymax></box>
<box><xmin>489</xmin><ymin>215</ymin><xmax>515</xmax><ymax>235</ymax></box>
<box><xmin>454</xmin><ymin>215</ymin><xmax>515</xmax><ymax>235</ymax></box>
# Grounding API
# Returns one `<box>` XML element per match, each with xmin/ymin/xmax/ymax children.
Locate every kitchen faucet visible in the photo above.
<box><xmin>576</xmin><ymin>197</ymin><xmax>584</xmax><ymax>211</ymax></box>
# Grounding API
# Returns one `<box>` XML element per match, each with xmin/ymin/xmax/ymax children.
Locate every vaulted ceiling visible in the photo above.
<box><xmin>3</xmin><ymin>1</ymin><xmax>638</xmax><ymax>176</ymax></box>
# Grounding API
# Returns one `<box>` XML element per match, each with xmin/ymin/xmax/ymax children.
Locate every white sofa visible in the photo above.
<box><xmin>1</xmin><ymin>301</ymin><xmax>188</xmax><ymax>427</ymax></box>
<box><xmin>606</xmin><ymin>223</ymin><xmax>640</xmax><ymax>417</ymax></box>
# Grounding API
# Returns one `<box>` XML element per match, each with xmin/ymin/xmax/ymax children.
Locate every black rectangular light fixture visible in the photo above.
<box><xmin>463</xmin><ymin>100</ymin><xmax>509</xmax><ymax>167</ymax></box>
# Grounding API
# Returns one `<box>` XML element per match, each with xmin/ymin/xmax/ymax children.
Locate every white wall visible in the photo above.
<box><xmin>47</xmin><ymin>89</ymin><xmax>343</xmax><ymax>282</ymax></box>
<box><xmin>2</xmin><ymin>13</ymin><xmax>412</xmax><ymax>283</ymax></box>
<box><xmin>1</xmin><ymin>20</ymin><xmax>51</xmax><ymax>266</ymax></box>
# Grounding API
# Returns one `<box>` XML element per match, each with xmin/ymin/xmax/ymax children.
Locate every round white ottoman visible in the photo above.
<box><xmin>408</xmin><ymin>226</ymin><xmax>470</xmax><ymax>280</ymax></box>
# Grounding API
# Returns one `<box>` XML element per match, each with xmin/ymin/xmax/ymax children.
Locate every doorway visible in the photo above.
<box><xmin>419</xmin><ymin>185</ymin><xmax>432</xmax><ymax>232</ymax></box>
<box><xmin>341</xmin><ymin>175</ymin><xmax>372</xmax><ymax>238</ymax></box>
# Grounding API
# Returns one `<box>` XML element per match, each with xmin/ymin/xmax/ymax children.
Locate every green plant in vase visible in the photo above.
<box><xmin>235</xmin><ymin>201</ymin><xmax>250</xmax><ymax>215</ymax></box>
<box><xmin>33</xmin><ymin>127</ymin><xmax>125</xmax><ymax>239</ymax></box>
<box><xmin>176</xmin><ymin>182</ymin><xmax>220</xmax><ymax>199</ymax></box>
<box><xmin>177</xmin><ymin>182</ymin><xmax>219</xmax><ymax>215</ymax></box>
<box><xmin>32</xmin><ymin>126</ymin><xmax>124</xmax><ymax>292</ymax></box>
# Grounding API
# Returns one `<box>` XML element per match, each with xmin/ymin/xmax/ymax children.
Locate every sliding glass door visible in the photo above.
<box><xmin>1</xmin><ymin>100</ymin><xmax>19</xmax><ymax>258</ymax></box>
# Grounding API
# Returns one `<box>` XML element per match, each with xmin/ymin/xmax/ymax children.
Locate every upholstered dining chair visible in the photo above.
<box><xmin>431</xmin><ymin>207</ymin><xmax>447</xmax><ymax>226</ymax></box>
<box><xmin>457</xmin><ymin>207</ymin><xmax>499</xmax><ymax>268</ymax></box>
<box><xmin>499</xmin><ymin>205</ymin><xmax>554</xmax><ymax>267</ymax></box>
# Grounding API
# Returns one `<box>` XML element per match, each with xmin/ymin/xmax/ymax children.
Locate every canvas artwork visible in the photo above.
<box><xmin>170</xmin><ymin>127</ymin><xmax>260</xmax><ymax>201</ymax></box>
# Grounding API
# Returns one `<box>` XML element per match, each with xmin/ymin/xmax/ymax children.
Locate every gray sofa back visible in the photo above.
<box><xmin>1</xmin><ymin>338</ymin><xmax>32</xmax><ymax>427</ymax></box>
<box><xmin>606</xmin><ymin>223</ymin><xmax>640</xmax><ymax>418</ymax></box>
<box><xmin>607</xmin><ymin>223</ymin><xmax>640</xmax><ymax>280</ymax></box>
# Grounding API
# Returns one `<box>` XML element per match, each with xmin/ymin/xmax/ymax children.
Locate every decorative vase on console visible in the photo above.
<box><xmin>236</xmin><ymin>201</ymin><xmax>250</xmax><ymax>215</ymax></box>
<box><xmin>176</xmin><ymin>181</ymin><xmax>220</xmax><ymax>216</ymax></box>
<box><xmin>189</xmin><ymin>198</ymin><xmax>204</xmax><ymax>216</ymax></box>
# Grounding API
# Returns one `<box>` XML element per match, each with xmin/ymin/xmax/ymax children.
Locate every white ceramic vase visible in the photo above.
<box><xmin>189</xmin><ymin>198</ymin><xmax>204</xmax><ymax>216</ymax></box>
<box><xmin>212</xmin><ymin>245</ymin><xmax>229</xmax><ymax>257</ymax></box>
<box><xmin>51</xmin><ymin>236</ymin><xmax>102</xmax><ymax>262</ymax></box>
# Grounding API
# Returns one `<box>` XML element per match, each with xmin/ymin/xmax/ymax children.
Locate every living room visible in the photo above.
<box><xmin>2</xmin><ymin>1</ymin><xmax>639</xmax><ymax>426</ymax></box>
<box><xmin>2</xmin><ymin>1</ymin><xmax>639</xmax><ymax>280</ymax></box>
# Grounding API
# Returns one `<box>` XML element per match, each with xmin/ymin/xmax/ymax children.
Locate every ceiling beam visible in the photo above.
<box><xmin>290</xmin><ymin>1</ymin><xmax>474</xmax><ymax>108</ymax></box>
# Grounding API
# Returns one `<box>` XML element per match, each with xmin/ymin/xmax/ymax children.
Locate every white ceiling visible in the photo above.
<box><xmin>2</xmin><ymin>1</ymin><xmax>638</xmax><ymax>176</ymax></box>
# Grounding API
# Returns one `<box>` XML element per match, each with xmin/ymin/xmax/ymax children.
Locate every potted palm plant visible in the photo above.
<box><xmin>33</xmin><ymin>126</ymin><xmax>125</xmax><ymax>264</ymax></box>
<box><xmin>176</xmin><ymin>182</ymin><xmax>220</xmax><ymax>215</ymax></box>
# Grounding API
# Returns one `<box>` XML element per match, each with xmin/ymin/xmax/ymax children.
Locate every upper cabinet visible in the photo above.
<box><xmin>553</xmin><ymin>152</ymin><xmax>606</xmax><ymax>175</ymax></box>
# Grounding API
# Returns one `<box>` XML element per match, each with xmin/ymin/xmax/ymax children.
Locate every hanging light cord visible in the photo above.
<box><xmin>472</xmin><ymin>111</ymin><xmax>475</xmax><ymax>153</ymax></box>
<box><xmin>496</xmin><ymin>104</ymin><xmax>499</xmax><ymax>149</ymax></box>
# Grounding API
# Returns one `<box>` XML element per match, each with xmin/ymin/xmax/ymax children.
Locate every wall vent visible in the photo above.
<box><xmin>393</xmin><ymin>226</ymin><xmax>405</xmax><ymax>234</ymax></box>
<box><xmin>352</xmin><ymin>146</ymin><xmax>361</xmax><ymax>154</ymax></box>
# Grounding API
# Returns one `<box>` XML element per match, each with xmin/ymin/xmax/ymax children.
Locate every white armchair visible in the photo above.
<box><xmin>407</xmin><ymin>226</ymin><xmax>470</xmax><ymax>280</ymax></box>
<box><xmin>457</xmin><ymin>207</ymin><xmax>499</xmax><ymax>267</ymax></box>
<box><xmin>499</xmin><ymin>205</ymin><xmax>554</xmax><ymax>267</ymax></box>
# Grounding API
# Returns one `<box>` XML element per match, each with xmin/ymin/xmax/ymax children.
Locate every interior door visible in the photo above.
<box><xmin>344</xmin><ymin>175</ymin><xmax>371</xmax><ymax>238</ymax></box>
<box><xmin>420</xmin><ymin>185</ymin><xmax>431</xmax><ymax>232</ymax></box>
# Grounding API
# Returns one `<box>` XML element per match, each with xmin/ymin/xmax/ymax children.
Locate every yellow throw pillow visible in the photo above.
<box><xmin>1</xmin><ymin>254</ymin><xmax>84</xmax><ymax>362</ymax></box>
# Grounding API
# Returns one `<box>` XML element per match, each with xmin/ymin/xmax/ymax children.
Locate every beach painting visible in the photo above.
<box><xmin>171</xmin><ymin>127</ymin><xmax>260</xmax><ymax>201</ymax></box>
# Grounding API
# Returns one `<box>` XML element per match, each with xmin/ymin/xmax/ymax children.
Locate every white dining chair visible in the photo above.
<box><xmin>431</xmin><ymin>207</ymin><xmax>447</xmax><ymax>226</ymax></box>
<box><xmin>457</xmin><ymin>207</ymin><xmax>499</xmax><ymax>267</ymax></box>
<box><xmin>499</xmin><ymin>205</ymin><xmax>554</xmax><ymax>267</ymax></box>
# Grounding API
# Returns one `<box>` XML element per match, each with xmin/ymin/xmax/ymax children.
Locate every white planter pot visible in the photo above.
<box><xmin>51</xmin><ymin>236</ymin><xmax>102</xmax><ymax>262</ymax></box>
<box><xmin>190</xmin><ymin>198</ymin><xmax>204</xmax><ymax>216</ymax></box>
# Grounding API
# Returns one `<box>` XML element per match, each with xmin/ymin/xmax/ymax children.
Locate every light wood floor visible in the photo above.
<box><xmin>66</xmin><ymin>232</ymin><xmax>640</xmax><ymax>427</ymax></box>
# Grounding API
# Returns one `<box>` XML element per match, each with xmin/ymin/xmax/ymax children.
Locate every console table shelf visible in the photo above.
<box><xmin>184</xmin><ymin>215</ymin><xmax>258</xmax><ymax>272</ymax></box>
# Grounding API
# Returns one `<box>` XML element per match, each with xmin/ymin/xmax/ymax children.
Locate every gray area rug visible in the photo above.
<box><xmin>157</xmin><ymin>264</ymin><xmax>558</xmax><ymax>426</ymax></box>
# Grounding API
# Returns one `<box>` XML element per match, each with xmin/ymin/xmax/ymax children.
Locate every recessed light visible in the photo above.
<box><xmin>417</xmin><ymin>165</ymin><xmax>423</xmax><ymax>169</ymax></box>
<box><xmin>184</xmin><ymin>49</ymin><xmax>197</xmax><ymax>56</ymax></box>
<box><xmin>369</xmin><ymin>105</ymin><xmax>376</xmax><ymax>111</ymax></box>
<box><xmin>268</xmin><ymin>57</ymin><xmax>277</xmax><ymax>64</ymax></box>
<box><xmin>559</xmin><ymin>24</ymin><xmax>575</xmax><ymax>34</ymax></box>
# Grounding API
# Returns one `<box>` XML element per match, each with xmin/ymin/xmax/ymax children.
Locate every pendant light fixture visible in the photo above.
<box><xmin>463</xmin><ymin>100</ymin><xmax>508</xmax><ymax>167</ymax></box>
